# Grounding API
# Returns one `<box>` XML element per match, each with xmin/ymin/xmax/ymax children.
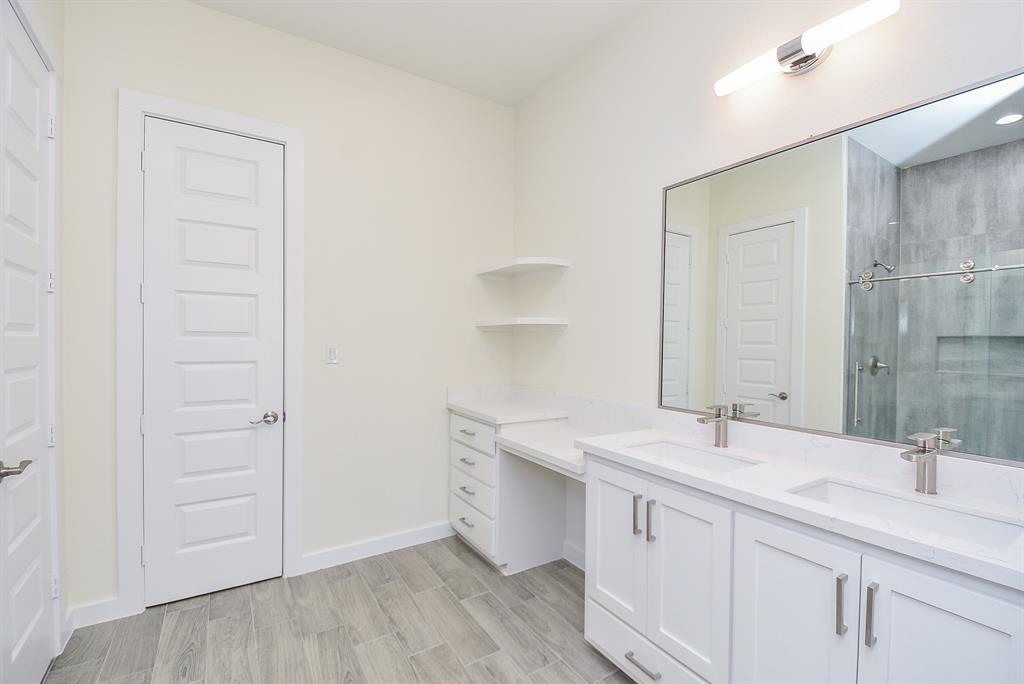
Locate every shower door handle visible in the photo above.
<box><xmin>853</xmin><ymin>363</ymin><xmax>864</xmax><ymax>426</ymax></box>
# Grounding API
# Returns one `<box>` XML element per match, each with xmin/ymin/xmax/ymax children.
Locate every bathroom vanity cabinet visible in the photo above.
<box><xmin>585</xmin><ymin>457</ymin><xmax>1024</xmax><ymax>684</ymax></box>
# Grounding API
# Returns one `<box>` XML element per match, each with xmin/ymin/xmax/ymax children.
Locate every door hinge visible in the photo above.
<box><xmin>47</xmin><ymin>114</ymin><xmax>55</xmax><ymax>139</ymax></box>
<box><xmin>51</xmin><ymin>574</ymin><xmax>60</xmax><ymax>599</ymax></box>
<box><xmin>47</xmin><ymin>424</ymin><xmax>57</xmax><ymax>447</ymax></box>
<box><xmin>139</xmin><ymin>282</ymin><xmax>145</xmax><ymax>304</ymax></box>
<box><xmin>139</xmin><ymin>414</ymin><xmax>145</xmax><ymax>436</ymax></box>
<box><xmin>47</xmin><ymin>271</ymin><xmax>55</xmax><ymax>293</ymax></box>
<box><xmin>140</xmin><ymin>545</ymin><xmax>146</xmax><ymax>567</ymax></box>
<box><xmin>140</xmin><ymin>149</ymin><xmax>146</xmax><ymax>173</ymax></box>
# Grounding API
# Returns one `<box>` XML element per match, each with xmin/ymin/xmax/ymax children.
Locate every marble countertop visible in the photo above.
<box><xmin>577</xmin><ymin>429</ymin><xmax>1024</xmax><ymax>592</ymax></box>
<box><xmin>447</xmin><ymin>398</ymin><xmax>569</xmax><ymax>425</ymax></box>
<box><xmin>496</xmin><ymin>421</ymin><xmax>593</xmax><ymax>481</ymax></box>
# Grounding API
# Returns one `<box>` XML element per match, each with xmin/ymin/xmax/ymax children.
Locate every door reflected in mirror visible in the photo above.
<box><xmin>660</xmin><ymin>73</ymin><xmax>1024</xmax><ymax>464</ymax></box>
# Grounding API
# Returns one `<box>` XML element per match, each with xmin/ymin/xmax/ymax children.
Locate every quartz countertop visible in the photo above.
<box><xmin>447</xmin><ymin>398</ymin><xmax>569</xmax><ymax>425</ymax></box>
<box><xmin>496</xmin><ymin>421</ymin><xmax>593</xmax><ymax>481</ymax></box>
<box><xmin>577</xmin><ymin>429</ymin><xmax>1024</xmax><ymax>592</ymax></box>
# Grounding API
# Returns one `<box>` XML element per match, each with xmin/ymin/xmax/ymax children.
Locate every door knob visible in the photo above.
<box><xmin>250</xmin><ymin>410</ymin><xmax>280</xmax><ymax>426</ymax></box>
<box><xmin>0</xmin><ymin>459</ymin><xmax>32</xmax><ymax>483</ymax></box>
<box><xmin>769</xmin><ymin>392</ymin><xmax>789</xmax><ymax>401</ymax></box>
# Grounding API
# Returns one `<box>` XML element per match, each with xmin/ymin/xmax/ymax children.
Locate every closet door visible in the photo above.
<box><xmin>0</xmin><ymin>3</ymin><xmax>56</xmax><ymax>683</ymax></box>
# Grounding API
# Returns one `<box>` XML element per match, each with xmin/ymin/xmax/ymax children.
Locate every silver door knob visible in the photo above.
<box><xmin>250</xmin><ymin>410</ymin><xmax>280</xmax><ymax>426</ymax></box>
<box><xmin>0</xmin><ymin>459</ymin><xmax>32</xmax><ymax>483</ymax></box>
<box><xmin>769</xmin><ymin>392</ymin><xmax>789</xmax><ymax>401</ymax></box>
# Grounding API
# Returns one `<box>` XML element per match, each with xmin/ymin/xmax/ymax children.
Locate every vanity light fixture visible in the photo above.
<box><xmin>714</xmin><ymin>0</ymin><xmax>900</xmax><ymax>97</ymax></box>
<box><xmin>995</xmin><ymin>113</ymin><xmax>1023</xmax><ymax>125</ymax></box>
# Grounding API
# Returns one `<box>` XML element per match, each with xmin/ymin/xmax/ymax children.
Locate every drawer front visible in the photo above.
<box><xmin>450</xmin><ymin>468</ymin><xmax>495</xmax><ymax>518</ymax></box>
<box><xmin>449</xmin><ymin>493</ymin><xmax>495</xmax><ymax>556</ymax></box>
<box><xmin>586</xmin><ymin>599</ymin><xmax>706</xmax><ymax>684</ymax></box>
<box><xmin>450</xmin><ymin>440</ymin><xmax>496</xmax><ymax>486</ymax></box>
<box><xmin>450</xmin><ymin>413</ymin><xmax>496</xmax><ymax>454</ymax></box>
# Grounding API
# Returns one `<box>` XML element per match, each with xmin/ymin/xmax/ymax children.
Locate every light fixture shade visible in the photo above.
<box><xmin>801</xmin><ymin>0</ymin><xmax>901</xmax><ymax>55</ymax></box>
<box><xmin>714</xmin><ymin>49</ymin><xmax>784</xmax><ymax>97</ymax></box>
<box><xmin>996</xmin><ymin>113</ymin><xmax>1023</xmax><ymax>125</ymax></box>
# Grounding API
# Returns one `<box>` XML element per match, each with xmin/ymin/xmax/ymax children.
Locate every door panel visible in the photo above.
<box><xmin>722</xmin><ymin>222</ymin><xmax>794</xmax><ymax>424</ymax></box>
<box><xmin>143</xmin><ymin>118</ymin><xmax>284</xmax><ymax>605</ymax></box>
<box><xmin>646</xmin><ymin>483</ymin><xmax>731</xmax><ymax>683</ymax></box>
<box><xmin>586</xmin><ymin>461</ymin><xmax>648</xmax><ymax>632</ymax></box>
<box><xmin>662</xmin><ymin>232</ymin><xmax>692</xmax><ymax>408</ymax></box>
<box><xmin>0</xmin><ymin>2</ymin><xmax>55</xmax><ymax>681</ymax></box>
<box><xmin>732</xmin><ymin>515</ymin><xmax>860</xmax><ymax>684</ymax></box>
<box><xmin>858</xmin><ymin>556</ymin><xmax>1023</xmax><ymax>684</ymax></box>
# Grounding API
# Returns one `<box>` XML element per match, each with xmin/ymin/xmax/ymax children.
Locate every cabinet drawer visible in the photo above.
<box><xmin>450</xmin><ymin>468</ymin><xmax>495</xmax><ymax>518</ymax></box>
<box><xmin>450</xmin><ymin>440</ymin><xmax>496</xmax><ymax>486</ymax></box>
<box><xmin>449</xmin><ymin>493</ymin><xmax>495</xmax><ymax>556</ymax></box>
<box><xmin>586</xmin><ymin>599</ymin><xmax>706</xmax><ymax>684</ymax></box>
<box><xmin>450</xmin><ymin>413</ymin><xmax>496</xmax><ymax>454</ymax></box>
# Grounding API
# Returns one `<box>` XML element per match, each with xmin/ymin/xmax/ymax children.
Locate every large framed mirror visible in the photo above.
<box><xmin>660</xmin><ymin>71</ymin><xmax>1024</xmax><ymax>465</ymax></box>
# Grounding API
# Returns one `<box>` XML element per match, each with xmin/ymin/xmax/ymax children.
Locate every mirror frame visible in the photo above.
<box><xmin>657</xmin><ymin>67</ymin><xmax>1024</xmax><ymax>469</ymax></box>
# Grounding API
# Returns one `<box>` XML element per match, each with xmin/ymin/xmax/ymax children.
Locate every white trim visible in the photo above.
<box><xmin>298</xmin><ymin>523</ymin><xmax>456</xmax><ymax>576</ymax></box>
<box><xmin>115</xmin><ymin>90</ymin><xmax>305</xmax><ymax>618</ymax></box>
<box><xmin>9</xmin><ymin>0</ymin><xmax>58</xmax><ymax>73</ymax></box>
<box><xmin>562</xmin><ymin>539</ymin><xmax>585</xmax><ymax>571</ymax></box>
<box><xmin>664</xmin><ymin>225</ymin><xmax>698</xmax><ymax>408</ymax></box>
<box><xmin>715</xmin><ymin>208</ymin><xmax>808</xmax><ymax>426</ymax></box>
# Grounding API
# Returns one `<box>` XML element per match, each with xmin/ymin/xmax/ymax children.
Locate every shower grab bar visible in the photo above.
<box><xmin>847</xmin><ymin>263</ymin><xmax>1024</xmax><ymax>285</ymax></box>
<box><xmin>853</xmin><ymin>362</ymin><xmax>864</xmax><ymax>426</ymax></box>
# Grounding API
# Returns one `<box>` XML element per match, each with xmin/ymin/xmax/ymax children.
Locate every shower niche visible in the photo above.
<box><xmin>659</xmin><ymin>72</ymin><xmax>1024</xmax><ymax>464</ymax></box>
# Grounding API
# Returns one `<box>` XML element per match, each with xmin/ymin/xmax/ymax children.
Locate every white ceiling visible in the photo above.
<box><xmin>849</xmin><ymin>74</ymin><xmax>1024</xmax><ymax>168</ymax></box>
<box><xmin>193</xmin><ymin>0</ymin><xmax>650</xmax><ymax>105</ymax></box>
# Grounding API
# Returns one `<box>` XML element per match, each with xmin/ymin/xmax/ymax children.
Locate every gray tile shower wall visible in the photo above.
<box><xmin>845</xmin><ymin>139</ymin><xmax>901</xmax><ymax>441</ymax></box>
<box><xmin>895</xmin><ymin>139</ymin><xmax>1024</xmax><ymax>460</ymax></box>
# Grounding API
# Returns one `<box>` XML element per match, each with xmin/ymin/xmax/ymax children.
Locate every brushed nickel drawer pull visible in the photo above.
<box><xmin>632</xmin><ymin>494</ymin><xmax>642</xmax><ymax>535</ymax></box>
<box><xmin>459</xmin><ymin>428</ymin><xmax>477</xmax><ymax>436</ymax></box>
<box><xmin>459</xmin><ymin>457</ymin><xmax>476</xmax><ymax>466</ymax></box>
<box><xmin>458</xmin><ymin>516</ymin><xmax>475</xmax><ymax>528</ymax></box>
<box><xmin>624</xmin><ymin>651</ymin><xmax>661</xmax><ymax>681</ymax></box>
<box><xmin>835</xmin><ymin>573</ymin><xmax>848</xmax><ymax>635</ymax></box>
<box><xmin>864</xmin><ymin>582</ymin><xmax>879</xmax><ymax>647</ymax></box>
<box><xmin>646</xmin><ymin>499</ymin><xmax>657</xmax><ymax>542</ymax></box>
<box><xmin>459</xmin><ymin>485</ymin><xmax>476</xmax><ymax>496</ymax></box>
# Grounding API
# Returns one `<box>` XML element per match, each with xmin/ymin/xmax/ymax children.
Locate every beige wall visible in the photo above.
<box><xmin>511</xmin><ymin>0</ymin><xmax>1024</xmax><ymax>410</ymax></box>
<box><xmin>61</xmin><ymin>0</ymin><xmax>515</xmax><ymax>611</ymax></box>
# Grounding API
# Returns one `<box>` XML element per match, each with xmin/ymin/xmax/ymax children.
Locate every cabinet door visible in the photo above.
<box><xmin>646</xmin><ymin>483</ymin><xmax>732</xmax><ymax>684</ymax></box>
<box><xmin>732</xmin><ymin>515</ymin><xmax>861</xmax><ymax>684</ymax></box>
<box><xmin>586</xmin><ymin>460</ymin><xmax>648</xmax><ymax>631</ymax></box>
<box><xmin>858</xmin><ymin>556</ymin><xmax>1024</xmax><ymax>684</ymax></box>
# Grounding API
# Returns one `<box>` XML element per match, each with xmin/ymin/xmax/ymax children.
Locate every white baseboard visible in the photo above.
<box><xmin>296</xmin><ymin>522</ymin><xmax>455</xmax><ymax>576</ymax></box>
<box><xmin>71</xmin><ymin>596</ymin><xmax>141</xmax><ymax>630</ymax></box>
<box><xmin>562</xmin><ymin>539</ymin><xmax>585</xmax><ymax>570</ymax></box>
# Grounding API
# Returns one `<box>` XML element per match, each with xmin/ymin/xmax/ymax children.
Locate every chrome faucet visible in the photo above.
<box><xmin>731</xmin><ymin>402</ymin><xmax>760</xmax><ymax>419</ymax></box>
<box><xmin>697</xmin><ymin>405</ymin><xmax>730</xmax><ymax>448</ymax></box>
<box><xmin>900</xmin><ymin>432</ymin><xmax>939</xmax><ymax>495</ymax></box>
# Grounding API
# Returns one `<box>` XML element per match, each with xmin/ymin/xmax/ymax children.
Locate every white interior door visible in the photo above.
<box><xmin>143</xmin><ymin>117</ymin><xmax>284</xmax><ymax>606</ymax></box>
<box><xmin>720</xmin><ymin>221</ymin><xmax>794</xmax><ymax>423</ymax></box>
<box><xmin>662</xmin><ymin>232</ymin><xmax>692</xmax><ymax>409</ymax></box>
<box><xmin>0</xmin><ymin>2</ymin><xmax>56</xmax><ymax>681</ymax></box>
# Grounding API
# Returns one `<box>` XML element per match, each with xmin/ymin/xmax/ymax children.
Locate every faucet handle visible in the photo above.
<box><xmin>907</xmin><ymin>432</ymin><xmax>938</xmax><ymax>450</ymax></box>
<box><xmin>929</xmin><ymin>427</ymin><xmax>961</xmax><ymax>448</ymax></box>
<box><xmin>705</xmin><ymin>404</ymin><xmax>729</xmax><ymax>417</ymax></box>
<box><xmin>731</xmin><ymin>402</ymin><xmax>760</xmax><ymax>418</ymax></box>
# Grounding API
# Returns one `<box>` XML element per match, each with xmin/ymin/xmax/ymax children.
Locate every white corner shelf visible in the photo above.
<box><xmin>477</xmin><ymin>257</ymin><xmax>570</xmax><ymax>279</ymax></box>
<box><xmin>475</xmin><ymin>317</ymin><xmax>569</xmax><ymax>332</ymax></box>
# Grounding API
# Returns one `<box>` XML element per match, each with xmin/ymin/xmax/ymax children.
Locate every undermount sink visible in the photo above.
<box><xmin>791</xmin><ymin>479</ymin><xmax>1024</xmax><ymax>551</ymax></box>
<box><xmin>629</xmin><ymin>441</ymin><xmax>760</xmax><ymax>473</ymax></box>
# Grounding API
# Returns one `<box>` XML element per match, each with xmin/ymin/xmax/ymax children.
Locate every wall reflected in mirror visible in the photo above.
<box><xmin>660</xmin><ymin>73</ymin><xmax>1023</xmax><ymax>463</ymax></box>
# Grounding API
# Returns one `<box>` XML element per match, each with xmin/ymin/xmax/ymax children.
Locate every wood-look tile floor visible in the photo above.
<box><xmin>46</xmin><ymin>537</ymin><xmax>630</xmax><ymax>684</ymax></box>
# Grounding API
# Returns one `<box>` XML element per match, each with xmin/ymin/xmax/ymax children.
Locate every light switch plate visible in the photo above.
<box><xmin>325</xmin><ymin>344</ymin><xmax>340</xmax><ymax>365</ymax></box>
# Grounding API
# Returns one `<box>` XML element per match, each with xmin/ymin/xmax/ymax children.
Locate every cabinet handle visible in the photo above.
<box><xmin>864</xmin><ymin>582</ymin><xmax>878</xmax><ymax>647</ymax></box>
<box><xmin>835</xmin><ymin>573</ymin><xmax>848</xmax><ymax>635</ymax></box>
<box><xmin>624</xmin><ymin>651</ymin><xmax>661</xmax><ymax>681</ymax></box>
<box><xmin>459</xmin><ymin>457</ymin><xmax>476</xmax><ymax>466</ymax></box>
<box><xmin>459</xmin><ymin>485</ymin><xmax>476</xmax><ymax>496</ymax></box>
<box><xmin>632</xmin><ymin>494</ymin><xmax>642</xmax><ymax>535</ymax></box>
<box><xmin>459</xmin><ymin>428</ymin><xmax>476</xmax><ymax>436</ymax></box>
<box><xmin>458</xmin><ymin>516</ymin><xmax>475</xmax><ymax>528</ymax></box>
<box><xmin>646</xmin><ymin>499</ymin><xmax>657</xmax><ymax>542</ymax></box>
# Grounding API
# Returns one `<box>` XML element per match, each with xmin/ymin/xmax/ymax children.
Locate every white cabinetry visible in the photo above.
<box><xmin>733</xmin><ymin>514</ymin><xmax>1024</xmax><ymax>684</ymax></box>
<box><xmin>732</xmin><ymin>515</ymin><xmax>861</xmax><ymax>684</ymax></box>
<box><xmin>586</xmin><ymin>461</ymin><xmax>732</xmax><ymax>683</ymax></box>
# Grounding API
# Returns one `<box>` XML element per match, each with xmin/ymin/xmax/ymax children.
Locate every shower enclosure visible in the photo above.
<box><xmin>844</xmin><ymin>139</ymin><xmax>1024</xmax><ymax>461</ymax></box>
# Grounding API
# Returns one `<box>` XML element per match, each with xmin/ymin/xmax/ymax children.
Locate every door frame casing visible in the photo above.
<box><xmin>714</xmin><ymin>208</ymin><xmax>807</xmax><ymax>426</ymax></box>
<box><xmin>115</xmin><ymin>89</ymin><xmax>304</xmax><ymax>620</ymax></box>
<box><xmin>662</xmin><ymin>225</ymin><xmax>698</xmax><ymax>409</ymax></box>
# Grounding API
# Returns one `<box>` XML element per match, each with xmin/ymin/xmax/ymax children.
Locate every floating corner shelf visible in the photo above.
<box><xmin>475</xmin><ymin>317</ymin><xmax>569</xmax><ymax>332</ymax></box>
<box><xmin>477</xmin><ymin>257</ymin><xmax>570</xmax><ymax>279</ymax></box>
